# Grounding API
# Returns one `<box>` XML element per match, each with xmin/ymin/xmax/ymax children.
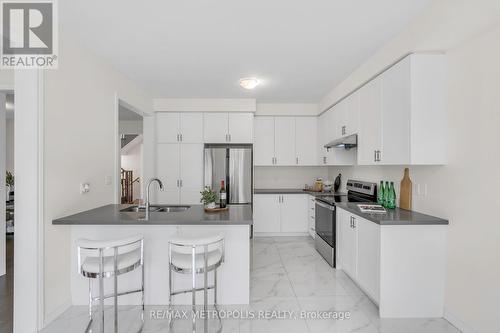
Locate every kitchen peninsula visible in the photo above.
<box><xmin>53</xmin><ymin>204</ymin><xmax>252</xmax><ymax>306</ymax></box>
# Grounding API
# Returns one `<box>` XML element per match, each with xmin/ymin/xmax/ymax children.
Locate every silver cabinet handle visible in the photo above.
<box><xmin>296</xmin><ymin>157</ymin><xmax>299</xmax><ymax>165</ymax></box>
<box><xmin>352</xmin><ymin>217</ymin><xmax>356</xmax><ymax>228</ymax></box>
<box><xmin>374</xmin><ymin>150</ymin><xmax>377</xmax><ymax>162</ymax></box>
<box><xmin>176</xmin><ymin>179</ymin><xmax>179</xmax><ymax>187</ymax></box>
<box><xmin>177</xmin><ymin>134</ymin><xmax>180</xmax><ymax>142</ymax></box>
<box><xmin>180</xmin><ymin>133</ymin><xmax>183</xmax><ymax>142</ymax></box>
<box><xmin>323</xmin><ymin>156</ymin><xmax>326</xmax><ymax>164</ymax></box>
<box><xmin>179</xmin><ymin>179</ymin><xmax>183</xmax><ymax>187</ymax></box>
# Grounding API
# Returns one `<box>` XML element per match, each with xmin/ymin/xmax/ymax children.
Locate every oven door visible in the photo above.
<box><xmin>315</xmin><ymin>200</ymin><xmax>335</xmax><ymax>247</ymax></box>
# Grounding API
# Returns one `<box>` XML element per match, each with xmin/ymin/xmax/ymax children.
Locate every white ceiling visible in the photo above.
<box><xmin>61</xmin><ymin>0</ymin><xmax>432</xmax><ymax>102</ymax></box>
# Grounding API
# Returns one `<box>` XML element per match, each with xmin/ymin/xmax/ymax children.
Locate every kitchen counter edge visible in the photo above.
<box><xmin>52</xmin><ymin>204</ymin><xmax>253</xmax><ymax>226</ymax></box>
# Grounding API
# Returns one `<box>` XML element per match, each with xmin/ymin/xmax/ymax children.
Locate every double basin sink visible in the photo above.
<box><xmin>120</xmin><ymin>205</ymin><xmax>190</xmax><ymax>213</ymax></box>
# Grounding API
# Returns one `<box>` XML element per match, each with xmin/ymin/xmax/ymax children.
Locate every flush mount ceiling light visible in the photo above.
<box><xmin>239</xmin><ymin>77</ymin><xmax>260</xmax><ymax>90</ymax></box>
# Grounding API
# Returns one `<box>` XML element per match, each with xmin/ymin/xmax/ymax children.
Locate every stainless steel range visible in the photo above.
<box><xmin>314</xmin><ymin>180</ymin><xmax>377</xmax><ymax>267</ymax></box>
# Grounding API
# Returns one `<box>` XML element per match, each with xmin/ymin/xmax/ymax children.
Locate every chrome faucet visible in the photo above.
<box><xmin>144</xmin><ymin>178</ymin><xmax>164</xmax><ymax>220</ymax></box>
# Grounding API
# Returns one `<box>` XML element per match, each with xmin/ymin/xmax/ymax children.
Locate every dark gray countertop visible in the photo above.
<box><xmin>336</xmin><ymin>202</ymin><xmax>449</xmax><ymax>226</ymax></box>
<box><xmin>254</xmin><ymin>189</ymin><xmax>340</xmax><ymax>196</ymax></box>
<box><xmin>52</xmin><ymin>204</ymin><xmax>253</xmax><ymax>226</ymax></box>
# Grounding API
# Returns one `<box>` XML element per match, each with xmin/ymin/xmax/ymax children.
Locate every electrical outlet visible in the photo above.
<box><xmin>80</xmin><ymin>183</ymin><xmax>90</xmax><ymax>194</ymax></box>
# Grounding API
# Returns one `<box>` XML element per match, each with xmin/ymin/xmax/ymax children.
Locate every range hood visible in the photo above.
<box><xmin>324</xmin><ymin>134</ymin><xmax>357</xmax><ymax>150</ymax></box>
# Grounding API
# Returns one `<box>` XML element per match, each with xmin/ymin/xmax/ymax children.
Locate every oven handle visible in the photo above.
<box><xmin>315</xmin><ymin>200</ymin><xmax>336</xmax><ymax>211</ymax></box>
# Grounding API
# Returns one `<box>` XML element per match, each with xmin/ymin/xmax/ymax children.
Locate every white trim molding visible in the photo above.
<box><xmin>153</xmin><ymin>98</ymin><xmax>256</xmax><ymax>112</ymax></box>
<box><xmin>13</xmin><ymin>69</ymin><xmax>45</xmax><ymax>332</ymax></box>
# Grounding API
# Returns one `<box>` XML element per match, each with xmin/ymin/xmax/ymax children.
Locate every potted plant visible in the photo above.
<box><xmin>200</xmin><ymin>186</ymin><xmax>217</xmax><ymax>209</ymax></box>
<box><xmin>5</xmin><ymin>171</ymin><xmax>14</xmax><ymax>197</ymax></box>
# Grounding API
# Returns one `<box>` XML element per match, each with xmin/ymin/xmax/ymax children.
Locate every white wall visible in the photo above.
<box><xmin>323</xmin><ymin>2</ymin><xmax>500</xmax><ymax>331</ymax></box>
<box><xmin>254</xmin><ymin>167</ymin><xmax>328</xmax><ymax>189</ymax></box>
<box><xmin>42</xmin><ymin>32</ymin><xmax>152</xmax><ymax>324</ymax></box>
<box><xmin>5</xmin><ymin>119</ymin><xmax>14</xmax><ymax>174</ymax></box>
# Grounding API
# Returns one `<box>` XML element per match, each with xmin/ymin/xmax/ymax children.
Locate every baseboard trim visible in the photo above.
<box><xmin>444</xmin><ymin>308</ymin><xmax>477</xmax><ymax>333</ymax></box>
<box><xmin>43</xmin><ymin>299</ymin><xmax>72</xmax><ymax>328</ymax></box>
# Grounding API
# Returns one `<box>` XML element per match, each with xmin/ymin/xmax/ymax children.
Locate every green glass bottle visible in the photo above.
<box><xmin>387</xmin><ymin>182</ymin><xmax>396</xmax><ymax>209</ymax></box>
<box><xmin>377</xmin><ymin>181</ymin><xmax>385</xmax><ymax>205</ymax></box>
<box><xmin>383</xmin><ymin>181</ymin><xmax>390</xmax><ymax>207</ymax></box>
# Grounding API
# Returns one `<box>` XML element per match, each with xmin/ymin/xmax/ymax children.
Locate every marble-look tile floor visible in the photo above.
<box><xmin>41</xmin><ymin>236</ymin><xmax>461</xmax><ymax>333</ymax></box>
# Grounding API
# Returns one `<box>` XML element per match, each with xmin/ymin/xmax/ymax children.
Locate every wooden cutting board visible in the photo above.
<box><xmin>399</xmin><ymin>168</ymin><xmax>412</xmax><ymax>210</ymax></box>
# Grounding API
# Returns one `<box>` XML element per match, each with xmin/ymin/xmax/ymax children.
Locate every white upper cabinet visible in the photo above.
<box><xmin>203</xmin><ymin>112</ymin><xmax>254</xmax><ymax>143</ymax></box>
<box><xmin>156</xmin><ymin>113</ymin><xmax>181</xmax><ymax>143</ymax></box>
<box><xmin>179</xmin><ymin>113</ymin><xmax>204</xmax><ymax>143</ymax></box>
<box><xmin>274</xmin><ymin>117</ymin><xmax>296</xmax><ymax>166</ymax></box>
<box><xmin>357</xmin><ymin>54</ymin><xmax>445</xmax><ymax>165</ymax></box>
<box><xmin>254</xmin><ymin>117</ymin><xmax>275</xmax><ymax>166</ymax></box>
<box><xmin>156</xmin><ymin>112</ymin><xmax>203</xmax><ymax>143</ymax></box>
<box><xmin>255</xmin><ymin>116</ymin><xmax>317</xmax><ymax>166</ymax></box>
<box><xmin>345</xmin><ymin>93</ymin><xmax>360</xmax><ymax>136</ymax></box>
<box><xmin>317</xmin><ymin>111</ymin><xmax>330</xmax><ymax>165</ymax></box>
<box><xmin>228</xmin><ymin>113</ymin><xmax>254</xmax><ymax>143</ymax></box>
<box><xmin>358</xmin><ymin>77</ymin><xmax>383</xmax><ymax>165</ymax></box>
<box><xmin>203</xmin><ymin>113</ymin><xmax>229</xmax><ymax>143</ymax></box>
<box><xmin>295</xmin><ymin>117</ymin><xmax>317</xmax><ymax>165</ymax></box>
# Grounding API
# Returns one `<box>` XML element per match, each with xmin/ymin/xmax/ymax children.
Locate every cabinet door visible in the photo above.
<box><xmin>156</xmin><ymin>113</ymin><xmax>179</xmax><ymax>143</ymax></box>
<box><xmin>334</xmin><ymin>101</ymin><xmax>347</xmax><ymax>138</ymax></box>
<box><xmin>338</xmin><ymin>210</ymin><xmax>357</xmax><ymax>279</ymax></box>
<box><xmin>295</xmin><ymin>117</ymin><xmax>317</xmax><ymax>165</ymax></box>
<box><xmin>274</xmin><ymin>117</ymin><xmax>296</xmax><ymax>166</ymax></box>
<box><xmin>358</xmin><ymin>77</ymin><xmax>382</xmax><ymax>165</ymax></box>
<box><xmin>203</xmin><ymin>113</ymin><xmax>228</xmax><ymax>143</ymax></box>
<box><xmin>356</xmin><ymin>217</ymin><xmax>380</xmax><ymax>302</ymax></box>
<box><xmin>228</xmin><ymin>113</ymin><xmax>254</xmax><ymax>143</ymax></box>
<box><xmin>253</xmin><ymin>194</ymin><xmax>281</xmax><ymax>233</ymax></box>
<box><xmin>180</xmin><ymin>113</ymin><xmax>203</xmax><ymax>143</ymax></box>
<box><xmin>317</xmin><ymin>112</ymin><xmax>329</xmax><ymax>165</ymax></box>
<box><xmin>254</xmin><ymin>117</ymin><xmax>275</xmax><ymax>166</ymax></box>
<box><xmin>381</xmin><ymin>57</ymin><xmax>411</xmax><ymax>164</ymax></box>
<box><xmin>280</xmin><ymin>194</ymin><xmax>308</xmax><ymax>233</ymax></box>
<box><xmin>156</xmin><ymin>143</ymin><xmax>180</xmax><ymax>203</ymax></box>
<box><xmin>345</xmin><ymin>92</ymin><xmax>360</xmax><ymax>136</ymax></box>
<box><xmin>179</xmin><ymin>144</ymin><xmax>204</xmax><ymax>204</ymax></box>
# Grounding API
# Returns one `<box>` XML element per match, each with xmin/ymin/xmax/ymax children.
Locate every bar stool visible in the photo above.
<box><xmin>168</xmin><ymin>233</ymin><xmax>225</xmax><ymax>328</ymax></box>
<box><xmin>77</xmin><ymin>234</ymin><xmax>144</xmax><ymax>333</ymax></box>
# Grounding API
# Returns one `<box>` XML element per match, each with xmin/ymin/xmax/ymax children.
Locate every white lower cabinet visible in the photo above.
<box><xmin>337</xmin><ymin>208</ymin><xmax>380</xmax><ymax>303</ymax></box>
<box><xmin>253</xmin><ymin>194</ymin><xmax>308</xmax><ymax>234</ymax></box>
<box><xmin>308</xmin><ymin>195</ymin><xmax>316</xmax><ymax>238</ymax></box>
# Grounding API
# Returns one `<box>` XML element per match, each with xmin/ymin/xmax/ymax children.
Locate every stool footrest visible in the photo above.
<box><xmin>91</xmin><ymin>288</ymin><xmax>142</xmax><ymax>302</ymax></box>
<box><xmin>170</xmin><ymin>285</ymin><xmax>215</xmax><ymax>297</ymax></box>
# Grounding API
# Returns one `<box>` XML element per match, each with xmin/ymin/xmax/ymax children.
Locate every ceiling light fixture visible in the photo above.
<box><xmin>239</xmin><ymin>77</ymin><xmax>260</xmax><ymax>90</ymax></box>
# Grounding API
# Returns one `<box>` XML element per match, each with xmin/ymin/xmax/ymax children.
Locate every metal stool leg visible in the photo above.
<box><xmin>85</xmin><ymin>279</ymin><xmax>93</xmax><ymax>333</ymax></box>
<box><xmin>114</xmin><ymin>248</ymin><xmax>118</xmax><ymax>333</ymax></box>
<box><xmin>192</xmin><ymin>246</ymin><xmax>196</xmax><ymax>333</ymax></box>
<box><xmin>99</xmin><ymin>249</ymin><xmax>105</xmax><ymax>333</ymax></box>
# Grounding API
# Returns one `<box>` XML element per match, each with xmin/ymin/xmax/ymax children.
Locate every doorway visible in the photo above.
<box><xmin>0</xmin><ymin>92</ymin><xmax>14</xmax><ymax>332</ymax></box>
<box><xmin>118</xmin><ymin>102</ymin><xmax>144</xmax><ymax>204</ymax></box>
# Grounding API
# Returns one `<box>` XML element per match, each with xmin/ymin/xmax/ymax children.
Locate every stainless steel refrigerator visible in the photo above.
<box><xmin>204</xmin><ymin>144</ymin><xmax>253</xmax><ymax>204</ymax></box>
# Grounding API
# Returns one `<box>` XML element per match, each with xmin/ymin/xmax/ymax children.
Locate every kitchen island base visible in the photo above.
<box><xmin>70</xmin><ymin>225</ymin><xmax>250</xmax><ymax>306</ymax></box>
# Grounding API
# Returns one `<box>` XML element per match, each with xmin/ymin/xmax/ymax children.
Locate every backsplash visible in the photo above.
<box><xmin>328</xmin><ymin>165</ymin><xmax>447</xmax><ymax>217</ymax></box>
<box><xmin>254</xmin><ymin>166</ymin><xmax>328</xmax><ymax>189</ymax></box>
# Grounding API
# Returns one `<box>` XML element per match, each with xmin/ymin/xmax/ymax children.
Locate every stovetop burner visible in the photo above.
<box><xmin>315</xmin><ymin>180</ymin><xmax>377</xmax><ymax>205</ymax></box>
